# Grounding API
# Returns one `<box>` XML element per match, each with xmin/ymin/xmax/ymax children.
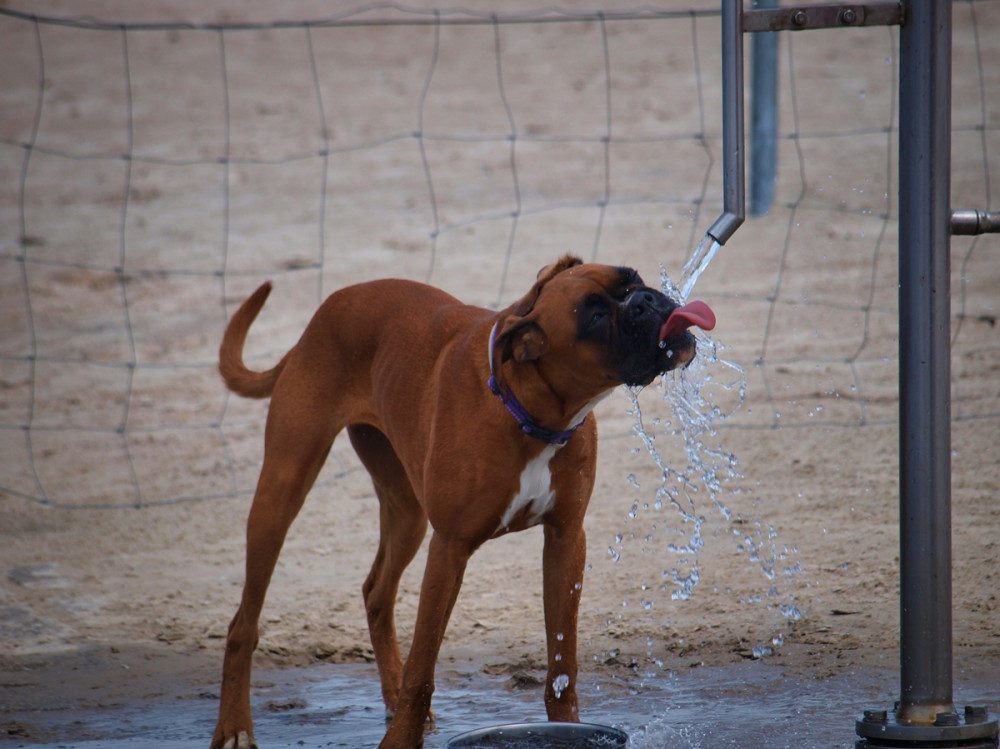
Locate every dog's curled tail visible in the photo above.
<box><xmin>219</xmin><ymin>281</ymin><xmax>290</xmax><ymax>399</ymax></box>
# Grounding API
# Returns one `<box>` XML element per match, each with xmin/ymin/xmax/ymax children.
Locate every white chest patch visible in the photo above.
<box><xmin>498</xmin><ymin>445</ymin><xmax>558</xmax><ymax>533</ymax></box>
<box><xmin>494</xmin><ymin>392</ymin><xmax>609</xmax><ymax>535</ymax></box>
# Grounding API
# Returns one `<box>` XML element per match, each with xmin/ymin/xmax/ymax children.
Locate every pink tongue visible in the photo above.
<box><xmin>658</xmin><ymin>300</ymin><xmax>716</xmax><ymax>341</ymax></box>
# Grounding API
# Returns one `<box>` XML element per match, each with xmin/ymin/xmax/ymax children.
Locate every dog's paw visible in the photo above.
<box><xmin>220</xmin><ymin>731</ymin><xmax>257</xmax><ymax>749</ymax></box>
<box><xmin>383</xmin><ymin>706</ymin><xmax>435</xmax><ymax>728</ymax></box>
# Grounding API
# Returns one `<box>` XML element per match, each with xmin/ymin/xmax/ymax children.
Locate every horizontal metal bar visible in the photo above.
<box><xmin>951</xmin><ymin>209</ymin><xmax>1000</xmax><ymax>235</ymax></box>
<box><xmin>0</xmin><ymin>6</ymin><xmax>718</xmax><ymax>33</ymax></box>
<box><xmin>743</xmin><ymin>2</ymin><xmax>902</xmax><ymax>33</ymax></box>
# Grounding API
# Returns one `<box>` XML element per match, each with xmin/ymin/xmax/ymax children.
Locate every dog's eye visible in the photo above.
<box><xmin>585</xmin><ymin>297</ymin><xmax>608</xmax><ymax>323</ymax></box>
<box><xmin>579</xmin><ymin>295</ymin><xmax>611</xmax><ymax>334</ymax></box>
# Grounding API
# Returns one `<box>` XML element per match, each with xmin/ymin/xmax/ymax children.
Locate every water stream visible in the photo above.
<box><xmin>677</xmin><ymin>234</ymin><xmax>722</xmax><ymax>304</ymax></box>
<box><xmin>614</xmin><ymin>233</ymin><xmax>804</xmax><ymax>655</ymax></box>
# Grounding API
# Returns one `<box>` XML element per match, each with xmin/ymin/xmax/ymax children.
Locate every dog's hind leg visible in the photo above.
<box><xmin>349</xmin><ymin>424</ymin><xmax>429</xmax><ymax>718</ymax></box>
<box><xmin>212</xmin><ymin>405</ymin><xmax>338</xmax><ymax>749</ymax></box>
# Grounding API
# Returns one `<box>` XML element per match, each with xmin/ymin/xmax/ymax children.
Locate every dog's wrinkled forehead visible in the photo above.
<box><xmin>548</xmin><ymin>263</ymin><xmax>647</xmax><ymax>302</ymax></box>
<box><xmin>593</xmin><ymin>264</ymin><xmax>644</xmax><ymax>294</ymax></box>
<box><xmin>506</xmin><ymin>258</ymin><xmax>653</xmax><ymax>333</ymax></box>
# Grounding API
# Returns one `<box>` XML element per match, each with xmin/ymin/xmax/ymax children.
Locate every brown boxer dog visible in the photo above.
<box><xmin>210</xmin><ymin>255</ymin><xmax>715</xmax><ymax>749</ymax></box>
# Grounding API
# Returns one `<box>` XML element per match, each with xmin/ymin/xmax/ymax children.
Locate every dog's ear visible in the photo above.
<box><xmin>497</xmin><ymin>319</ymin><xmax>548</xmax><ymax>363</ymax></box>
<box><xmin>536</xmin><ymin>254</ymin><xmax>583</xmax><ymax>283</ymax></box>
<box><xmin>494</xmin><ymin>255</ymin><xmax>579</xmax><ymax>364</ymax></box>
<box><xmin>509</xmin><ymin>255</ymin><xmax>583</xmax><ymax>317</ymax></box>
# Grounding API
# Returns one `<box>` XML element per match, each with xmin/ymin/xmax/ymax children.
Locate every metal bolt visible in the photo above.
<box><xmin>840</xmin><ymin>8</ymin><xmax>858</xmax><ymax>25</ymax></box>
<box><xmin>934</xmin><ymin>711</ymin><xmax>960</xmax><ymax>727</ymax></box>
<box><xmin>791</xmin><ymin>10</ymin><xmax>808</xmax><ymax>26</ymax></box>
<box><xmin>863</xmin><ymin>710</ymin><xmax>888</xmax><ymax>724</ymax></box>
<box><xmin>965</xmin><ymin>705</ymin><xmax>988</xmax><ymax>724</ymax></box>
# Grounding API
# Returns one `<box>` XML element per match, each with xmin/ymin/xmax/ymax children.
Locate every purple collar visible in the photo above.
<box><xmin>487</xmin><ymin>323</ymin><xmax>586</xmax><ymax>446</ymax></box>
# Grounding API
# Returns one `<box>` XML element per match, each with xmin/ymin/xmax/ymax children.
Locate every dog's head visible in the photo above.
<box><xmin>494</xmin><ymin>255</ymin><xmax>715</xmax><ymax>391</ymax></box>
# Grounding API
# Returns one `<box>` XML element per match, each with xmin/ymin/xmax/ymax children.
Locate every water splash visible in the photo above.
<box><xmin>625</xmin><ymin>321</ymin><xmax>747</xmax><ymax>602</ymax></box>
<box><xmin>616</xmin><ymin>235</ymin><xmax>805</xmax><ymax>655</ymax></box>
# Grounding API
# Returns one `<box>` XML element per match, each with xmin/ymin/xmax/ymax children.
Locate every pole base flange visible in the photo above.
<box><xmin>857</xmin><ymin>706</ymin><xmax>998</xmax><ymax>748</ymax></box>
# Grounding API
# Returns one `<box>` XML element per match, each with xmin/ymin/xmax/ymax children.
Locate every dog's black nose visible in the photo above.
<box><xmin>624</xmin><ymin>289</ymin><xmax>664</xmax><ymax>320</ymax></box>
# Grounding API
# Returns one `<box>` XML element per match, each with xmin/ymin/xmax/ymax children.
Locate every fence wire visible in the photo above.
<box><xmin>0</xmin><ymin>3</ymin><xmax>997</xmax><ymax>509</ymax></box>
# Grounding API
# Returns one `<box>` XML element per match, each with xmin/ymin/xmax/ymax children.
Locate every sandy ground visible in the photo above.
<box><xmin>0</xmin><ymin>1</ymin><xmax>998</xmax><ymax>745</ymax></box>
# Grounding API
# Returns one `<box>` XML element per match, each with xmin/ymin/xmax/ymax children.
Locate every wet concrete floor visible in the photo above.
<box><xmin>1</xmin><ymin>660</ymin><xmax>996</xmax><ymax>748</ymax></box>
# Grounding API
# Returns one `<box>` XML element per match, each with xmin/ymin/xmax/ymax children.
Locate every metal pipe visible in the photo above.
<box><xmin>896</xmin><ymin>0</ymin><xmax>954</xmax><ymax>726</ymax></box>
<box><xmin>750</xmin><ymin>0</ymin><xmax>779</xmax><ymax>217</ymax></box>
<box><xmin>858</xmin><ymin>2</ymin><xmax>997</xmax><ymax>744</ymax></box>
<box><xmin>707</xmin><ymin>0</ymin><xmax>745</xmax><ymax>245</ymax></box>
<box><xmin>951</xmin><ymin>209</ymin><xmax>1000</xmax><ymax>235</ymax></box>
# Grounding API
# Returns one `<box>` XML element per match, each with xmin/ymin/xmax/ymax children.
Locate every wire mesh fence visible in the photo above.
<box><xmin>0</xmin><ymin>2</ymin><xmax>997</xmax><ymax>509</ymax></box>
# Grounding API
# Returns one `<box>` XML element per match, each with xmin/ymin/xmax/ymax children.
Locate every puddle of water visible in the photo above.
<box><xmin>7</xmin><ymin>660</ymin><xmax>995</xmax><ymax>749</ymax></box>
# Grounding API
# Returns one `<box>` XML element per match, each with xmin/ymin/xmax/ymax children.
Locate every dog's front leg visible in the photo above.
<box><xmin>379</xmin><ymin>532</ymin><xmax>470</xmax><ymax>749</ymax></box>
<box><xmin>541</xmin><ymin>521</ymin><xmax>586</xmax><ymax>722</ymax></box>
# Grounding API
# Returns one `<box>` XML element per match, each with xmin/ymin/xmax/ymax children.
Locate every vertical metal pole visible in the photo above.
<box><xmin>858</xmin><ymin>2</ymin><xmax>996</xmax><ymax>743</ymax></box>
<box><xmin>707</xmin><ymin>0</ymin><xmax>745</xmax><ymax>245</ymax></box>
<box><xmin>749</xmin><ymin>0</ymin><xmax>778</xmax><ymax>216</ymax></box>
<box><xmin>897</xmin><ymin>0</ymin><xmax>953</xmax><ymax>726</ymax></box>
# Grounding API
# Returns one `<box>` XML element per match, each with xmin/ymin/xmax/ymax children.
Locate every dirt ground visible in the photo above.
<box><xmin>0</xmin><ymin>1</ymin><xmax>998</xmax><ymax>745</ymax></box>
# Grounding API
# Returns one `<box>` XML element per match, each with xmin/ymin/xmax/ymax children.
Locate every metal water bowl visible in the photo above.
<box><xmin>446</xmin><ymin>721</ymin><xmax>628</xmax><ymax>748</ymax></box>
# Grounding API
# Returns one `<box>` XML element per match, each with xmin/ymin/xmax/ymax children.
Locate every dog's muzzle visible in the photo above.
<box><xmin>618</xmin><ymin>290</ymin><xmax>716</xmax><ymax>385</ymax></box>
<box><xmin>658</xmin><ymin>298</ymin><xmax>715</xmax><ymax>367</ymax></box>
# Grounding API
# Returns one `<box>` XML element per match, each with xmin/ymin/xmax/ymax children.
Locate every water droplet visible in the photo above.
<box><xmin>780</xmin><ymin>603</ymin><xmax>803</xmax><ymax>621</ymax></box>
<box><xmin>552</xmin><ymin>673</ymin><xmax>570</xmax><ymax>699</ymax></box>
